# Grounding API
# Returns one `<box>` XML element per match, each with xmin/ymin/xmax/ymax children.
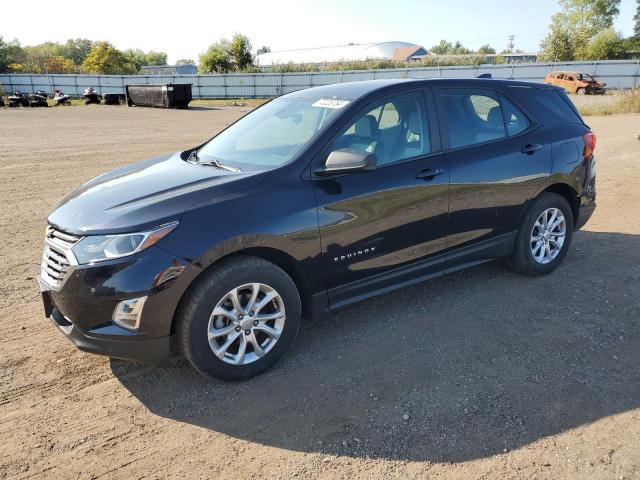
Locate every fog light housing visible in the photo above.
<box><xmin>112</xmin><ymin>297</ymin><xmax>147</xmax><ymax>331</ymax></box>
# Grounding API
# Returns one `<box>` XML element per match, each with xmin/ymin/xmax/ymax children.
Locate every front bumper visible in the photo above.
<box><xmin>39</xmin><ymin>244</ymin><xmax>199</xmax><ymax>365</ymax></box>
<box><xmin>48</xmin><ymin>305</ymin><xmax>171</xmax><ymax>365</ymax></box>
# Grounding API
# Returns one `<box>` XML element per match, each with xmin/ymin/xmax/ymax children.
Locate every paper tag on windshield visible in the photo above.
<box><xmin>312</xmin><ymin>98</ymin><xmax>350</xmax><ymax>109</ymax></box>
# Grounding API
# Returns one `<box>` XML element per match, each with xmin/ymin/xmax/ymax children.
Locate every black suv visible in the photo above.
<box><xmin>39</xmin><ymin>79</ymin><xmax>596</xmax><ymax>380</ymax></box>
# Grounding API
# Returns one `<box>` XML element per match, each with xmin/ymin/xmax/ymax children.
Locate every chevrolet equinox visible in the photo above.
<box><xmin>39</xmin><ymin>79</ymin><xmax>597</xmax><ymax>380</ymax></box>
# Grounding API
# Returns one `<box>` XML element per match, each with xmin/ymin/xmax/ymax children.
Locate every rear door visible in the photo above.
<box><xmin>433</xmin><ymin>87</ymin><xmax>552</xmax><ymax>264</ymax></box>
<box><xmin>312</xmin><ymin>89</ymin><xmax>449</xmax><ymax>306</ymax></box>
<box><xmin>564</xmin><ymin>74</ymin><xmax>577</xmax><ymax>93</ymax></box>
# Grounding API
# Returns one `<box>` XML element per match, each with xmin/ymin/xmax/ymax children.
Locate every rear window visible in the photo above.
<box><xmin>510</xmin><ymin>86</ymin><xmax>583</xmax><ymax>125</ymax></box>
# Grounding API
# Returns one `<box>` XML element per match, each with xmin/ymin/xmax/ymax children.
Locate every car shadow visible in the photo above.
<box><xmin>111</xmin><ymin>230</ymin><xmax>640</xmax><ymax>462</ymax></box>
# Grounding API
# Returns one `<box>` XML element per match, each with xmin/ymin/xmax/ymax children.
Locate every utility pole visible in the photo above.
<box><xmin>506</xmin><ymin>35</ymin><xmax>515</xmax><ymax>54</ymax></box>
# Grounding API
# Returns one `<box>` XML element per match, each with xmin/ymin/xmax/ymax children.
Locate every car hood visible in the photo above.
<box><xmin>48</xmin><ymin>152</ymin><xmax>266</xmax><ymax>235</ymax></box>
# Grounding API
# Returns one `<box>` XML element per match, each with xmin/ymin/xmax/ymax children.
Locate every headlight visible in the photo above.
<box><xmin>72</xmin><ymin>222</ymin><xmax>178</xmax><ymax>264</ymax></box>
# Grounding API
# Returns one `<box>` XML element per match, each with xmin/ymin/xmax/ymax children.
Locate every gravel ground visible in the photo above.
<box><xmin>0</xmin><ymin>105</ymin><xmax>639</xmax><ymax>480</ymax></box>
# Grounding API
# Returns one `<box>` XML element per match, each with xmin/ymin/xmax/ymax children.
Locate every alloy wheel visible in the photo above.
<box><xmin>207</xmin><ymin>283</ymin><xmax>286</xmax><ymax>365</ymax></box>
<box><xmin>530</xmin><ymin>207</ymin><xmax>566</xmax><ymax>264</ymax></box>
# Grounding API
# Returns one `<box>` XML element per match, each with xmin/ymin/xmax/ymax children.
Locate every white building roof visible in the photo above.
<box><xmin>256</xmin><ymin>41</ymin><xmax>421</xmax><ymax>66</ymax></box>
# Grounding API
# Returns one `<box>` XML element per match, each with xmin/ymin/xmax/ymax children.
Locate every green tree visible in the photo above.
<box><xmin>256</xmin><ymin>46</ymin><xmax>271</xmax><ymax>55</ymax></box>
<box><xmin>430</xmin><ymin>40</ymin><xmax>471</xmax><ymax>55</ymax></box>
<box><xmin>228</xmin><ymin>34</ymin><xmax>253</xmax><ymax>70</ymax></box>
<box><xmin>539</xmin><ymin>29</ymin><xmax>575</xmax><ymax>61</ymax></box>
<box><xmin>61</xmin><ymin>38</ymin><xmax>93</xmax><ymax>65</ymax></box>
<box><xmin>176</xmin><ymin>58</ymin><xmax>196</xmax><ymax>66</ymax></box>
<box><xmin>477</xmin><ymin>44</ymin><xmax>496</xmax><ymax>54</ymax></box>
<box><xmin>0</xmin><ymin>36</ymin><xmax>24</xmax><ymax>72</ymax></box>
<box><xmin>43</xmin><ymin>55</ymin><xmax>75</xmax><ymax>73</ymax></box>
<box><xmin>554</xmin><ymin>0</ymin><xmax>620</xmax><ymax>33</ymax></box>
<box><xmin>145</xmin><ymin>51</ymin><xmax>168</xmax><ymax>66</ymax></box>
<box><xmin>451</xmin><ymin>41</ymin><xmax>472</xmax><ymax>55</ymax></box>
<box><xmin>82</xmin><ymin>42</ymin><xmax>135</xmax><ymax>74</ymax></box>
<box><xmin>199</xmin><ymin>34</ymin><xmax>255</xmax><ymax>73</ymax></box>
<box><xmin>21</xmin><ymin>44</ymin><xmax>69</xmax><ymax>73</ymax></box>
<box><xmin>430</xmin><ymin>40</ymin><xmax>453</xmax><ymax>55</ymax></box>
<box><xmin>122</xmin><ymin>49</ymin><xmax>147</xmax><ymax>71</ymax></box>
<box><xmin>634</xmin><ymin>0</ymin><xmax>640</xmax><ymax>38</ymax></box>
<box><xmin>122</xmin><ymin>49</ymin><xmax>168</xmax><ymax>71</ymax></box>
<box><xmin>199</xmin><ymin>40</ymin><xmax>231</xmax><ymax>73</ymax></box>
<box><xmin>584</xmin><ymin>28</ymin><xmax>625</xmax><ymax>58</ymax></box>
<box><xmin>541</xmin><ymin>0</ymin><xmax>621</xmax><ymax>60</ymax></box>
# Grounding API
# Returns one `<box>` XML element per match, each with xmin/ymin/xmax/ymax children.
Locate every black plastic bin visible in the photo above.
<box><xmin>103</xmin><ymin>93</ymin><xmax>126</xmax><ymax>105</ymax></box>
<box><xmin>125</xmin><ymin>84</ymin><xmax>192</xmax><ymax>109</ymax></box>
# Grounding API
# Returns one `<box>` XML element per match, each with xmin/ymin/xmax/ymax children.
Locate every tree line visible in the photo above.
<box><xmin>0</xmin><ymin>38</ymin><xmax>174</xmax><ymax>74</ymax></box>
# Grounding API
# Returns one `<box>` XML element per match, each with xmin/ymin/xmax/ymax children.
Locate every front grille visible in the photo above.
<box><xmin>40</xmin><ymin>226</ymin><xmax>82</xmax><ymax>289</ymax></box>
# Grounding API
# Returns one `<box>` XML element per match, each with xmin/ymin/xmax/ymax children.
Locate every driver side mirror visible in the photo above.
<box><xmin>314</xmin><ymin>148</ymin><xmax>377</xmax><ymax>176</ymax></box>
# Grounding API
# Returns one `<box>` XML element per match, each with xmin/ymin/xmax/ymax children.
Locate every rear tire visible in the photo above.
<box><xmin>509</xmin><ymin>192</ymin><xmax>574</xmax><ymax>276</ymax></box>
<box><xmin>177</xmin><ymin>255</ymin><xmax>302</xmax><ymax>380</ymax></box>
<box><xmin>576</xmin><ymin>88</ymin><xmax>586</xmax><ymax>95</ymax></box>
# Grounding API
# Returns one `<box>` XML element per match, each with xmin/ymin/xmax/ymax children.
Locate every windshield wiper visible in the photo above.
<box><xmin>187</xmin><ymin>150</ymin><xmax>241</xmax><ymax>172</ymax></box>
<box><xmin>198</xmin><ymin>158</ymin><xmax>242</xmax><ymax>173</ymax></box>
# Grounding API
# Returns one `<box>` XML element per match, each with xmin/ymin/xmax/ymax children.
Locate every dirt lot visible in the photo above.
<box><xmin>1</xmin><ymin>105</ymin><xmax>639</xmax><ymax>480</ymax></box>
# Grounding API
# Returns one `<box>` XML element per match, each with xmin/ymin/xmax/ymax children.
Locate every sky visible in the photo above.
<box><xmin>2</xmin><ymin>0</ymin><xmax>637</xmax><ymax>63</ymax></box>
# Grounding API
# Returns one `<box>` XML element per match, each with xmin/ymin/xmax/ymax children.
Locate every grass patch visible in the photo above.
<box><xmin>572</xmin><ymin>89</ymin><xmax>640</xmax><ymax>116</ymax></box>
<box><xmin>190</xmin><ymin>98</ymin><xmax>270</xmax><ymax>108</ymax></box>
<box><xmin>45</xmin><ymin>98</ymin><xmax>89</xmax><ymax>107</ymax></box>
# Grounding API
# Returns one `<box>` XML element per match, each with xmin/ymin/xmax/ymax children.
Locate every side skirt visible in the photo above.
<box><xmin>324</xmin><ymin>231</ymin><xmax>516</xmax><ymax>313</ymax></box>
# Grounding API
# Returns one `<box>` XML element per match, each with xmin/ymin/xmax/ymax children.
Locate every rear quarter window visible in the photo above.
<box><xmin>509</xmin><ymin>86</ymin><xmax>583</xmax><ymax>125</ymax></box>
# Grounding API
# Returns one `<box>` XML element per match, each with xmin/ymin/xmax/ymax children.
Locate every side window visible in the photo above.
<box><xmin>438</xmin><ymin>88</ymin><xmax>506</xmax><ymax>149</ymax></box>
<box><xmin>330</xmin><ymin>92</ymin><xmax>430</xmax><ymax>167</ymax></box>
<box><xmin>500</xmin><ymin>95</ymin><xmax>530</xmax><ymax>135</ymax></box>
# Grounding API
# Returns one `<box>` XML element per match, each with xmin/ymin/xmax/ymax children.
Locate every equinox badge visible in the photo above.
<box><xmin>334</xmin><ymin>246</ymin><xmax>376</xmax><ymax>263</ymax></box>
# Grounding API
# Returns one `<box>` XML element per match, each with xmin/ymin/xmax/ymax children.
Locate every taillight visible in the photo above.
<box><xmin>583</xmin><ymin>131</ymin><xmax>597</xmax><ymax>158</ymax></box>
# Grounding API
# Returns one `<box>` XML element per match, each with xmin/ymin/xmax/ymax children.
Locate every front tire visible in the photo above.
<box><xmin>177</xmin><ymin>255</ymin><xmax>302</xmax><ymax>380</ymax></box>
<box><xmin>509</xmin><ymin>192</ymin><xmax>574</xmax><ymax>276</ymax></box>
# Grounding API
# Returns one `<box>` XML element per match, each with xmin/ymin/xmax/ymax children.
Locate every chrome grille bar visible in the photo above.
<box><xmin>40</xmin><ymin>226</ymin><xmax>82</xmax><ymax>289</ymax></box>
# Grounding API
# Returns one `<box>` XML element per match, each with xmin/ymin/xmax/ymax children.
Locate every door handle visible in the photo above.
<box><xmin>416</xmin><ymin>168</ymin><xmax>445</xmax><ymax>181</ymax></box>
<box><xmin>521</xmin><ymin>144</ymin><xmax>542</xmax><ymax>155</ymax></box>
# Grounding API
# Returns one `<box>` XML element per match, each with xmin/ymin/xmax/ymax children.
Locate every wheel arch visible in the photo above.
<box><xmin>169</xmin><ymin>245</ymin><xmax>316</xmax><ymax>336</ymax></box>
<box><xmin>542</xmin><ymin>183</ymin><xmax>580</xmax><ymax>226</ymax></box>
<box><xmin>515</xmin><ymin>183</ymin><xmax>580</xmax><ymax>239</ymax></box>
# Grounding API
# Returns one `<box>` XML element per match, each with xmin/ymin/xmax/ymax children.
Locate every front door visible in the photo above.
<box><xmin>312</xmin><ymin>90</ymin><xmax>449</xmax><ymax>307</ymax></box>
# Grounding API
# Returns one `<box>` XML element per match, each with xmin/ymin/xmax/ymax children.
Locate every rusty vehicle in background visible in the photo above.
<box><xmin>544</xmin><ymin>71</ymin><xmax>606</xmax><ymax>95</ymax></box>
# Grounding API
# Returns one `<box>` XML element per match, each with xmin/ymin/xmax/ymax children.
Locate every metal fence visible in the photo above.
<box><xmin>1</xmin><ymin>60</ymin><xmax>639</xmax><ymax>99</ymax></box>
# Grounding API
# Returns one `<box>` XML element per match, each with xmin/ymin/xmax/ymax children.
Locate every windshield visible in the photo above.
<box><xmin>196</xmin><ymin>96</ymin><xmax>347</xmax><ymax>171</ymax></box>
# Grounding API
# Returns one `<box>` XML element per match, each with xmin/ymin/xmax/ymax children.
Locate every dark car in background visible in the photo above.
<box><xmin>39</xmin><ymin>78</ymin><xmax>597</xmax><ymax>380</ymax></box>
